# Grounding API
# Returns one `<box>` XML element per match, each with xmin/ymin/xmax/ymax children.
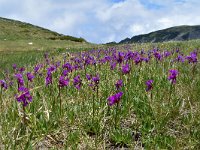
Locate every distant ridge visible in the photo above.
<box><xmin>119</xmin><ymin>25</ymin><xmax>200</xmax><ymax>44</ymax></box>
<box><xmin>0</xmin><ymin>17</ymin><xmax>86</xmax><ymax>42</ymax></box>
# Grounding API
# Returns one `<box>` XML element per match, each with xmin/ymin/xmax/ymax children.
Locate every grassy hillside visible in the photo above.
<box><xmin>0</xmin><ymin>17</ymin><xmax>93</xmax><ymax>51</ymax></box>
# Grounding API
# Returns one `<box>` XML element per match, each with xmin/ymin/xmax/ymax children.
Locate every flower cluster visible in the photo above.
<box><xmin>185</xmin><ymin>52</ymin><xmax>198</xmax><ymax>63</ymax></box>
<box><xmin>15</xmin><ymin>73</ymin><xmax>24</xmax><ymax>89</ymax></box>
<box><xmin>45</xmin><ymin>65</ymin><xmax>56</xmax><ymax>86</ymax></box>
<box><xmin>115</xmin><ymin>79</ymin><xmax>123</xmax><ymax>90</ymax></box>
<box><xmin>122</xmin><ymin>64</ymin><xmax>130</xmax><ymax>75</ymax></box>
<box><xmin>27</xmin><ymin>72</ymin><xmax>34</xmax><ymax>82</ymax></box>
<box><xmin>73</xmin><ymin>75</ymin><xmax>82</xmax><ymax>90</ymax></box>
<box><xmin>0</xmin><ymin>80</ymin><xmax>7</xmax><ymax>90</ymax></box>
<box><xmin>86</xmin><ymin>74</ymin><xmax>100</xmax><ymax>91</ymax></box>
<box><xmin>145</xmin><ymin>80</ymin><xmax>153</xmax><ymax>92</ymax></box>
<box><xmin>16</xmin><ymin>87</ymin><xmax>32</xmax><ymax>107</ymax></box>
<box><xmin>168</xmin><ymin>69</ymin><xmax>178</xmax><ymax>84</ymax></box>
<box><xmin>108</xmin><ymin>92</ymin><xmax>123</xmax><ymax>106</ymax></box>
<box><xmin>59</xmin><ymin>76</ymin><xmax>69</xmax><ymax>87</ymax></box>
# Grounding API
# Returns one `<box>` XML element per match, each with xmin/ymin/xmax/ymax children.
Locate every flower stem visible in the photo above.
<box><xmin>0</xmin><ymin>87</ymin><xmax>2</xmax><ymax>109</ymax></box>
<box><xmin>58</xmin><ymin>85</ymin><xmax>62</xmax><ymax>116</ymax></box>
<box><xmin>92</xmin><ymin>93</ymin><xmax>95</xmax><ymax>123</ymax></box>
<box><xmin>115</xmin><ymin>102</ymin><xmax>119</xmax><ymax>128</ymax></box>
<box><xmin>23</xmin><ymin>105</ymin><xmax>26</xmax><ymax>125</ymax></box>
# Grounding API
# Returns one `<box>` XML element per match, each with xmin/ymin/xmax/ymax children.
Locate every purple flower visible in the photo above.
<box><xmin>26</xmin><ymin>72</ymin><xmax>34</xmax><ymax>82</ymax></box>
<box><xmin>19</xmin><ymin>67</ymin><xmax>25</xmax><ymax>73</ymax></box>
<box><xmin>104</xmin><ymin>55</ymin><xmax>112</xmax><ymax>62</ymax></box>
<box><xmin>122</xmin><ymin>64</ymin><xmax>130</xmax><ymax>75</ymax></box>
<box><xmin>63</xmin><ymin>62</ymin><xmax>73</xmax><ymax>72</ymax></box>
<box><xmin>116</xmin><ymin>52</ymin><xmax>124</xmax><ymax>64</ymax></box>
<box><xmin>73</xmin><ymin>75</ymin><xmax>82</xmax><ymax>90</ymax></box>
<box><xmin>56</xmin><ymin>61</ymin><xmax>61</xmax><ymax>68</ymax></box>
<box><xmin>34</xmin><ymin>64</ymin><xmax>43</xmax><ymax>74</ymax></box>
<box><xmin>115</xmin><ymin>79</ymin><xmax>123</xmax><ymax>90</ymax></box>
<box><xmin>164</xmin><ymin>51</ymin><xmax>171</xmax><ymax>57</ymax></box>
<box><xmin>86</xmin><ymin>74</ymin><xmax>92</xmax><ymax>80</ymax></box>
<box><xmin>86</xmin><ymin>74</ymin><xmax>100</xmax><ymax>91</ymax></box>
<box><xmin>110</xmin><ymin>62</ymin><xmax>117</xmax><ymax>70</ymax></box>
<box><xmin>73</xmin><ymin>64</ymin><xmax>79</xmax><ymax>70</ymax></box>
<box><xmin>47</xmin><ymin>65</ymin><xmax>56</xmax><ymax>72</ymax></box>
<box><xmin>62</xmin><ymin>70</ymin><xmax>69</xmax><ymax>76</ymax></box>
<box><xmin>140</xmin><ymin>49</ymin><xmax>145</xmax><ymax>55</ymax></box>
<box><xmin>45</xmin><ymin>71</ymin><xmax>52</xmax><ymax>86</ymax></box>
<box><xmin>125</xmin><ymin>51</ymin><xmax>134</xmax><ymax>60</ymax></box>
<box><xmin>185</xmin><ymin>52</ymin><xmax>198</xmax><ymax>63</ymax></box>
<box><xmin>154</xmin><ymin>51</ymin><xmax>162</xmax><ymax>61</ymax></box>
<box><xmin>59</xmin><ymin>76</ymin><xmax>69</xmax><ymax>87</ymax></box>
<box><xmin>143</xmin><ymin>57</ymin><xmax>150</xmax><ymax>63</ymax></box>
<box><xmin>176</xmin><ymin>55</ymin><xmax>185</xmax><ymax>62</ymax></box>
<box><xmin>134</xmin><ymin>55</ymin><xmax>142</xmax><ymax>65</ymax></box>
<box><xmin>92</xmin><ymin>74</ymin><xmax>100</xmax><ymax>85</ymax></box>
<box><xmin>15</xmin><ymin>73</ymin><xmax>24</xmax><ymax>88</ymax></box>
<box><xmin>108</xmin><ymin>92</ymin><xmax>123</xmax><ymax>106</ymax></box>
<box><xmin>168</xmin><ymin>69</ymin><xmax>178</xmax><ymax>84</ymax></box>
<box><xmin>12</xmin><ymin>64</ymin><xmax>17</xmax><ymax>70</ymax></box>
<box><xmin>16</xmin><ymin>87</ymin><xmax>32</xmax><ymax>107</ymax></box>
<box><xmin>0</xmin><ymin>80</ymin><xmax>8</xmax><ymax>90</ymax></box>
<box><xmin>145</xmin><ymin>80</ymin><xmax>153</xmax><ymax>92</ymax></box>
<box><xmin>45</xmin><ymin>65</ymin><xmax>57</xmax><ymax>86</ymax></box>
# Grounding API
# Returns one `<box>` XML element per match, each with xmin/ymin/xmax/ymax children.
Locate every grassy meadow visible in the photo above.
<box><xmin>0</xmin><ymin>40</ymin><xmax>200</xmax><ymax>149</ymax></box>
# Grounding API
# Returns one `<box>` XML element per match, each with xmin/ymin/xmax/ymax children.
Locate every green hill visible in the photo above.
<box><xmin>119</xmin><ymin>25</ymin><xmax>200</xmax><ymax>44</ymax></box>
<box><xmin>0</xmin><ymin>17</ymin><xmax>91</xmax><ymax>51</ymax></box>
<box><xmin>0</xmin><ymin>17</ymin><xmax>87</xmax><ymax>42</ymax></box>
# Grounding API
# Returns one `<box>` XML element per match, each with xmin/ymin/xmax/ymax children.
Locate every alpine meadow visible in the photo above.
<box><xmin>0</xmin><ymin>1</ymin><xmax>200</xmax><ymax>149</ymax></box>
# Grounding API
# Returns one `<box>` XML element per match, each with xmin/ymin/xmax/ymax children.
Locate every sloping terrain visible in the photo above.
<box><xmin>119</xmin><ymin>25</ymin><xmax>200</xmax><ymax>43</ymax></box>
<box><xmin>0</xmin><ymin>17</ymin><xmax>91</xmax><ymax>51</ymax></box>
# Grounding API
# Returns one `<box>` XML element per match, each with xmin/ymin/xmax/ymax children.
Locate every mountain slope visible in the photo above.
<box><xmin>119</xmin><ymin>25</ymin><xmax>200</xmax><ymax>44</ymax></box>
<box><xmin>0</xmin><ymin>17</ymin><xmax>86</xmax><ymax>42</ymax></box>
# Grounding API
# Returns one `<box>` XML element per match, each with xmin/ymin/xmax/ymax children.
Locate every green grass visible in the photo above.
<box><xmin>0</xmin><ymin>39</ymin><xmax>95</xmax><ymax>51</ymax></box>
<box><xmin>0</xmin><ymin>17</ymin><xmax>87</xmax><ymax>42</ymax></box>
<box><xmin>0</xmin><ymin>41</ymin><xmax>200</xmax><ymax>149</ymax></box>
<box><xmin>0</xmin><ymin>17</ymin><xmax>96</xmax><ymax>52</ymax></box>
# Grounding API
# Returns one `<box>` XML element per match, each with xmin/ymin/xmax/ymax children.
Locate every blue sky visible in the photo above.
<box><xmin>0</xmin><ymin>0</ymin><xmax>200</xmax><ymax>43</ymax></box>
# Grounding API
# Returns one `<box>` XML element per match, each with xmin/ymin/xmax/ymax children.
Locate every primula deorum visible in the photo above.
<box><xmin>122</xmin><ymin>64</ymin><xmax>130</xmax><ymax>75</ymax></box>
<box><xmin>19</xmin><ymin>67</ymin><xmax>25</xmax><ymax>73</ymax></box>
<box><xmin>15</xmin><ymin>73</ymin><xmax>24</xmax><ymax>88</ymax></box>
<box><xmin>185</xmin><ymin>51</ymin><xmax>198</xmax><ymax>63</ymax></box>
<box><xmin>168</xmin><ymin>69</ymin><xmax>178</xmax><ymax>84</ymax></box>
<box><xmin>115</xmin><ymin>79</ymin><xmax>123</xmax><ymax>90</ymax></box>
<box><xmin>88</xmin><ymin>74</ymin><xmax>100</xmax><ymax>91</ymax></box>
<box><xmin>16</xmin><ymin>87</ymin><xmax>32</xmax><ymax>107</ymax></box>
<box><xmin>59</xmin><ymin>76</ymin><xmax>69</xmax><ymax>87</ymax></box>
<box><xmin>34</xmin><ymin>64</ymin><xmax>43</xmax><ymax>74</ymax></box>
<box><xmin>0</xmin><ymin>80</ymin><xmax>8</xmax><ymax>90</ymax></box>
<box><xmin>45</xmin><ymin>71</ymin><xmax>52</xmax><ymax>86</ymax></box>
<box><xmin>92</xmin><ymin>74</ymin><xmax>100</xmax><ymax>85</ymax></box>
<box><xmin>145</xmin><ymin>80</ymin><xmax>153</xmax><ymax>92</ymax></box>
<box><xmin>12</xmin><ymin>64</ymin><xmax>17</xmax><ymax>70</ymax></box>
<box><xmin>110</xmin><ymin>62</ymin><xmax>117</xmax><ymax>70</ymax></box>
<box><xmin>86</xmin><ymin>74</ymin><xmax>92</xmax><ymax>80</ymax></box>
<box><xmin>27</xmin><ymin>72</ymin><xmax>34</xmax><ymax>82</ymax></box>
<box><xmin>108</xmin><ymin>92</ymin><xmax>123</xmax><ymax>106</ymax></box>
<box><xmin>73</xmin><ymin>75</ymin><xmax>82</xmax><ymax>90</ymax></box>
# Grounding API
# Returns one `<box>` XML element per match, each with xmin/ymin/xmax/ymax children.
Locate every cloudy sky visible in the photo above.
<box><xmin>0</xmin><ymin>0</ymin><xmax>200</xmax><ymax>43</ymax></box>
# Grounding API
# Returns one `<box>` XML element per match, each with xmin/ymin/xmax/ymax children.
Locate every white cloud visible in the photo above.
<box><xmin>0</xmin><ymin>0</ymin><xmax>200</xmax><ymax>43</ymax></box>
<box><xmin>129</xmin><ymin>24</ymin><xmax>145</xmax><ymax>35</ymax></box>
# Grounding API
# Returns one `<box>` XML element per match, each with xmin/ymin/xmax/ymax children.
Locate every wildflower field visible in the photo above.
<box><xmin>0</xmin><ymin>41</ymin><xmax>200</xmax><ymax>149</ymax></box>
